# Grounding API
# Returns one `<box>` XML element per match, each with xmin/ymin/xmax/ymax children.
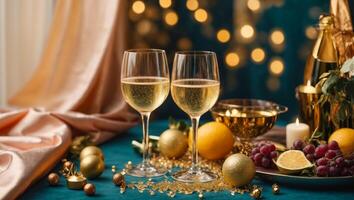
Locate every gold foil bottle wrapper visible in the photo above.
<box><xmin>331</xmin><ymin>0</ymin><xmax>354</xmax><ymax>65</ymax></box>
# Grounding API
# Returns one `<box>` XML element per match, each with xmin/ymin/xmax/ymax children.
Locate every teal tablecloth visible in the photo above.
<box><xmin>20</xmin><ymin>120</ymin><xmax>353</xmax><ymax>200</ymax></box>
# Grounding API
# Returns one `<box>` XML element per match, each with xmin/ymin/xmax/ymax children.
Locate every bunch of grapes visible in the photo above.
<box><xmin>251</xmin><ymin>142</ymin><xmax>278</xmax><ymax>169</ymax></box>
<box><xmin>292</xmin><ymin>139</ymin><xmax>354</xmax><ymax>177</ymax></box>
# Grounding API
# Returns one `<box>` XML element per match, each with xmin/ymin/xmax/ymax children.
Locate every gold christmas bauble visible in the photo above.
<box><xmin>158</xmin><ymin>129</ymin><xmax>188</xmax><ymax>158</ymax></box>
<box><xmin>80</xmin><ymin>155</ymin><xmax>105</xmax><ymax>179</ymax></box>
<box><xmin>48</xmin><ymin>173</ymin><xmax>60</xmax><ymax>186</ymax></box>
<box><xmin>113</xmin><ymin>173</ymin><xmax>125</xmax><ymax>186</ymax></box>
<box><xmin>80</xmin><ymin>146</ymin><xmax>104</xmax><ymax>161</ymax></box>
<box><xmin>250</xmin><ymin>188</ymin><xmax>262</xmax><ymax>199</ymax></box>
<box><xmin>84</xmin><ymin>183</ymin><xmax>96</xmax><ymax>196</ymax></box>
<box><xmin>222</xmin><ymin>153</ymin><xmax>255</xmax><ymax>187</ymax></box>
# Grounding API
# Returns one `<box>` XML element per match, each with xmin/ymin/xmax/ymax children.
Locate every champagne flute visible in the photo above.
<box><xmin>121</xmin><ymin>49</ymin><xmax>169</xmax><ymax>177</ymax></box>
<box><xmin>171</xmin><ymin>51</ymin><xmax>220</xmax><ymax>182</ymax></box>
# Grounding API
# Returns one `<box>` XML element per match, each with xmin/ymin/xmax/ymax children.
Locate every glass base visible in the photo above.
<box><xmin>172</xmin><ymin>168</ymin><xmax>218</xmax><ymax>183</ymax></box>
<box><xmin>126</xmin><ymin>162</ymin><xmax>167</xmax><ymax>177</ymax></box>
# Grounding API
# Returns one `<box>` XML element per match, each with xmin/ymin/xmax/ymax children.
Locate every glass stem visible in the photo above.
<box><xmin>190</xmin><ymin>116</ymin><xmax>200</xmax><ymax>172</ymax></box>
<box><xmin>141</xmin><ymin>112</ymin><xmax>151</xmax><ymax>167</ymax></box>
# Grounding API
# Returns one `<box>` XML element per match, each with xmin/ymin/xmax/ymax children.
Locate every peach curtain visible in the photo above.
<box><xmin>0</xmin><ymin>1</ymin><xmax>138</xmax><ymax>199</ymax></box>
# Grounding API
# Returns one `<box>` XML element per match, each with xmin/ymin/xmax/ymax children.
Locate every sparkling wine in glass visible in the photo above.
<box><xmin>171</xmin><ymin>51</ymin><xmax>220</xmax><ymax>182</ymax></box>
<box><xmin>121</xmin><ymin>49</ymin><xmax>169</xmax><ymax>177</ymax></box>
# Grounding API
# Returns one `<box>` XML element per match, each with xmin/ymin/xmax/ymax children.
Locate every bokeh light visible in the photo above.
<box><xmin>177</xmin><ymin>38</ymin><xmax>192</xmax><ymax>50</ymax></box>
<box><xmin>186</xmin><ymin>0</ymin><xmax>199</xmax><ymax>11</ymax></box>
<box><xmin>225</xmin><ymin>52</ymin><xmax>240</xmax><ymax>68</ymax></box>
<box><xmin>267</xmin><ymin>77</ymin><xmax>280</xmax><ymax>91</ymax></box>
<box><xmin>247</xmin><ymin>0</ymin><xmax>261</xmax><ymax>12</ymax></box>
<box><xmin>194</xmin><ymin>8</ymin><xmax>208</xmax><ymax>23</ymax></box>
<box><xmin>270</xmin><ymin>29</ymin><xmax>285</xmax><ymax>45</ymax></box>
<box><xmin>132</xmin><ymin>1</ymin><xmax>145</xmax><ymax>14</ymax></box>
<box><xmin>240</xmin><ymin>24</ymin><xmax>254</xmax><ymax>39</ymax></box>
<box><xmin>305</xmin><ymin>26</ymin><xmax>318</xmax><ymax>39</ymax></box>
<box><xmin>251</xmin><ymin>48</ymin><xmax>266</xmax><ymax>63</ymax></box>
<box><xmin>137</xmin><ymin>20</ymin><xmax>152</xmax><ymax>35</ymax></box>
<box><xmin>164</xmin><ymin>11</ymin><xmax>178</xmax><ymax>26</ymax></box>
<box><xmin>269</xmin><ymin>58</ymin><xmax>285</xmax><ymax>76</ymax></box>
<box><xmin>159</xmin><ymin>0</ymin><xmax>172</xmax><ymax>9</ymax></box>
<box><xmin>216</xmin><ymin>29</ymin><xmax>231</xmax><ymax>43</ymax></box>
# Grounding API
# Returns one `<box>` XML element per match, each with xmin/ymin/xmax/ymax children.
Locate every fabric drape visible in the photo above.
<box><xmin>0</xmin><ymin>1</ymin><xmax>138</xmax><ymax>199</ymax></box>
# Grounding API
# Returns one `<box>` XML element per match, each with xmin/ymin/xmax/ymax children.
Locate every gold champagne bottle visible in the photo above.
<box><xmin>304</xmin><ymin>15</ymin><xmax>338</xmax><ymax>85</ymax></box>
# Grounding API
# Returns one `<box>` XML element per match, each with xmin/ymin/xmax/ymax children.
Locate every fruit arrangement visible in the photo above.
<box><xmin>251</xmin><ymin>138</ymin><xmax>354</xmax><ymax>177</ymax></box>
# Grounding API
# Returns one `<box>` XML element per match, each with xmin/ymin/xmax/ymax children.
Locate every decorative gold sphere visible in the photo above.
<box><xmin>222</xmin><ymin>153</ymin><xmax>255</xmax><ymax>187</ymax></box>
<box><xmin>113</xmin><ymin>173</ymin><xmax>125</xmax><ymax>186</ymax></box>
<box><xmin>158</xmin><ymin>129</ymin><xmax>188</xmax><ymax>158</ymax></box>
<box><xmin>80</xmin><ymin>146</ymin><xmax>104</xmax><ymax>161</ymax></box>
<box><xmin>80</xmin><ymin>155</ymin><xmax>105</xmax><ymax>179</ymax></box>
<box><xmin>48</xmin><ymin>173</ymin><xmax>60</xmax><ymax>186</ymax></box>
<box><xmin>84</xmin><ymin>183</ymin><xmax>96</xmax><ymax>196</ymax></box>
<box><xmin>272</xmin><ymin>183</ymin><xmax>280</xmax><ymax>194</ymax></box>
<box><xmin>250</xmin><ymin>188</ymin><xmax>262</xmax><ymax>199</ymax></box>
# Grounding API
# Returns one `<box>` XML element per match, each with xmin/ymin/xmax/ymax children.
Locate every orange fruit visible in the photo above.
<box><xmin>193</xmin><ymin>122</ymin><xmax>234</xmax><ymax>160</ymax></box>
<box><xmin>328</xmin><ymin>128</ymin><xmax>354</xmax><ymax>156</ymax></box>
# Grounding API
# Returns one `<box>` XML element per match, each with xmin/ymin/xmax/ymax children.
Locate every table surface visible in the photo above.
<box><xmin>20</xmin><ymin>120</ymin><xmax>354</xmax><ymax>200</ymax></box>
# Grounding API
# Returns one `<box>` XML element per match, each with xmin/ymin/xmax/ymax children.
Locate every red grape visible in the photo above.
<box><xmin>335</xmin><ymin>157</ymin><xmax>345</xmax><ymax>167</ymax></box>
<box><xmin>328</xmin><ymin>141</ymin><xmax>339</xmax><ymax>150</ymax></box>
<box><xmin>325</xmin><ymin>150</ymin><xmax>337</xmax><ymax>159</ymax></box>
<box><xmin>268</xmin><ymin>144</ymin><xmax>276</xmax><ymax>152</ymax></box>
<box><xmin>316</xmin><ymin>158</ymin><xmax>328</xmax><ymax>166</ymax></box>
<box><xmin>315</xmin><ymin>144</ymin><xmax>328</xmax><ymax>158</ymax></box>
<box><xmin>340</xmin><ymin>168</ymin><xmax>350</xmax><ymax>176</ymax></box>
<box><xmin>293</xmin><ymin>139</ymin><xmax>304</xmax><ymax>150</ymax></box>
<box><xmin>254</xmin><ymin>153</ymin><xmax>263</xmax><ymax>166</ymax></box>
<box><xmin>316</xmin><ymin>166</ymin><xmax>328</xmax><ymax>176</ymax></box>
<box><xmin>260</xmin><ymin>145</ymin><xmax>272</xmax><ymax>156</ymax></box>
<box><xmin>252</xmin><ymin>147</ymin><xmax>260</xmax><ymax>155</ymax></box>
<box><xmin>261</xmin><ymin>157</ymin><xmax>271</xmax><ymax>168</ymax></box>
<box><xmin>306</xmin><ymin>154</ymin><xmax>315</xmax><ymax>162</ymax></box>
<box><xmin>303</xmin><ymin>144</ymin><xmax>315</xmax><ymax>154</ymax></box>
<box><xmin>270</xmin><ymin>151</ymin><xmax>278</xmax><ymax>159</ymax></box>
<box><xmin>329</xmin><ymin>166</ymin><xmax>339</xmax><ymax>177</ymax></box>
<box><xmin>316</xmin><ymin>165</ymin><xmax>328</xmax><ymax>177</ymax></box>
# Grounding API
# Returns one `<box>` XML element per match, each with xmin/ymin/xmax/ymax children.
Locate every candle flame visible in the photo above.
<box><xmin>306</xmin><ymin>80</ymin><xmax>311</xmax><ymax>86</ymax></box>
<box><xmin>296</xmin><ymin>118</ymin><xmax>299</xmax><ymax>125</ymax></box>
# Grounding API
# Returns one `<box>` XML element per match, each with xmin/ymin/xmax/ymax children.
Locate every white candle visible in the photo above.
<box><xmin>303</xmin><ymin>80</ymin><xmax>318</xmax><ymax>93</ymax></box>
<box><xmin>286</xmin><ymin>118</ymin><xmax>310</xmax><ymax>149</ymax></box>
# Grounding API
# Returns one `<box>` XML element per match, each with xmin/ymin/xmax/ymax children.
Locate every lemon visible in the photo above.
<box><xmin>193</xmin><ymin>122</ymin><xmax>234</xmax><ymax>160</ymax></box>
<box><xmin>276</xmin><ymin>150</ymin><xmax>313</xmax><ymax>174</ymax></box>
<box><xmin>222</xmin><ymin>153</ymin><xmax>255</xmax><ymax>187</ymax></box>
<box><xmin>328</xmin><ymin>128</ymin><xmax>354</xmax><ymax>156</ymax></box>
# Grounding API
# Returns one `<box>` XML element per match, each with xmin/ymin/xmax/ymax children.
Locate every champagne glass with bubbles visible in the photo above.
<box><xmin>121</xmin><ymin>49</ymin><xmax>169</xmax><ymax>177</ymax></box>
<box><xmin>171</xmin><ymin>51</ymin><xmax>220</xmax><ymax>182</ymax></box>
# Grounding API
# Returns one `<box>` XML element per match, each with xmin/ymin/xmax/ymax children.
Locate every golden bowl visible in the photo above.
<box><xmin>210</xmin><ymin>99</ymin><xmax>287</xmax><ymax>139</ymax></box>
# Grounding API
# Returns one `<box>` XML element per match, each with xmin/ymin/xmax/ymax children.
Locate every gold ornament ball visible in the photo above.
<box><xmin>48</xmin><ymin>173</ymin><xmax>60</xmax><ymax>186</ymax></box>
<box><xmin>80</xmin><ymin>155</ymin><xmax>105</xmax><ymax>179</ymax></box>
<box><xmin>250</xmin><ymin>188</ymin><xmax>262</xmax><ymax>199</ymax></box>
<box><xmin>272</xmin><ymin>183</ymin><xmax>280</xmax><ymax>194</ymax></box>
<box><xmin>222</xmin><ymin>153</ymin><xmax>255</xmax><ymax>187</ymax></box>
<box><xmin>158</xmin><ymin>129</ymin><xmax>188</xmax><ymax>158</ymax></box>
<box><xmin>80</xmin><ymin>146</ymin><xmax>104</xmax><ymax>161</ymax></box>
<box><xmin>113</xmin><ymin>173</ymin><xmax>125</xmax><ymax>186</ymax></box>
<box><xmin>84</xmin><ymin>183</ymin><xmax>96</xmax><ymax>196</ymax></box>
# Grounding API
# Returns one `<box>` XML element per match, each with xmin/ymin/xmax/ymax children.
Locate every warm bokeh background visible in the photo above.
<box><xmin>127</xmin><ymin>0</ymin><xmax>353</xmax><ymax>122</ymax></box>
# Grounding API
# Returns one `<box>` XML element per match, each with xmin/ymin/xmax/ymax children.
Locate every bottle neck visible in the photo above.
<box><xmin>312</xmin><ymin>27</ymin><xmax>338</xmax><ymax>63</ymax></box>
